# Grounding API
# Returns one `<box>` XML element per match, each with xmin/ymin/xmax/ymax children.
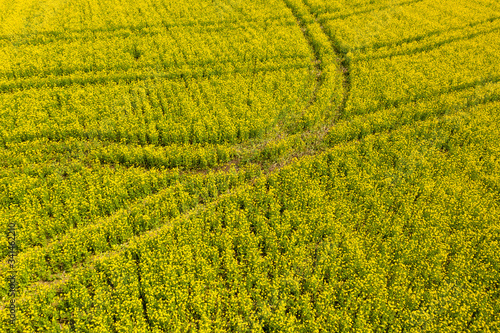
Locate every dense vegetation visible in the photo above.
<box><xmin>1</xmin><ymin>0</ymin><xmax>499</xmax><ymax>331</ymax></box>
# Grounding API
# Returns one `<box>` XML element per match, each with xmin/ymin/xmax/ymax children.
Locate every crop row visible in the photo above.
<box><xmin>353</xmin><ymin>17</ymin><xmax>500</xmax><ymax>62</ymax></box>
<box><xmin>2</xmin><ymin>0</ymin><xmax>499</xmax><ymax>330</ymax></box>
<box><xmin>344</xmin><ymin>29</ymin><xmax>500</xmax><ymax>115</ymax></box>
<box><xmin>0</xmin><ymin>19</ymin><xmax>309</xmax><ymax>81</ymax></box>
<box><xmin>0</xmin><ymin>159</ymin><xmax>179</xmax><ymax>259</ymax></box>
<box><xmin>3</xmin><ymin>99</ymin><xmax>499</xmax><ymax>331</ymax></box>
<box><xmin>0</xmin><ymin>139</ymin><xmax>237</xmax><ymax>171</ymax></box>
<box><xmin>0</xmin><ymin>0</ymin><xmax>292</xmax><ymax>37</ymax></box>
<box><xmin>304</xmin><ymin>0</ymin><xmax>426</xmax><ymax>17</ymax></box>
<box><xmin>0</xmin><ymin>67</ymin><xmax>315</xmax><ymax>145</ymax></box>
<box><xmin>2</xmin><ymin>45</ymin><xmax>499</xmax><ymax>331</ymax></box>
<box><xmin>0</xmin><ymin>163</ymin><xmax>263</xmax><ymax>302</ymax></box>
<box><xmin>317</xmin><ymin>0</ymin><xmax>500</xmax><ymax>51</ymax></box>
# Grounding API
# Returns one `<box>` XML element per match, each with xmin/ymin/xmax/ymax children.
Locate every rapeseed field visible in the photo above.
<box><xmin>0</xmin><ymin>0</ymin><xmax>499</xmax><ymax>331</ymax></box>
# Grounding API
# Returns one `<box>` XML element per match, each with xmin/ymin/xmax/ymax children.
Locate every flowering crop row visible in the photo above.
<box><xmin>0</xmin><ymin>163</ymin><xmax>262</xmax><ymax>302</ymax></box>
<box><xmin>318</xmin><ymin>0</ymin><xmax>500</xmax><ymax>52</ymax></box>
<box><xmin>345</xmin><ymin>28</ymin><xmax>500</xmax><ymax>115</ymax></box>
<box><xmin>0</xmin><ymin>68</ymin><xmax>315</xmax><ymax>146</ymax></box>
<box><xmin>3</xmin><ymin>98</ymin><xmax>499</xmax><ymax>331</ymax></box>
<box><xmin>0</xmin><ymin>0</ymin><xmax>291</xmax><ymax>36</ymax></box>
<box><xmin>327</xmin><ymin>81</ymin><xmax>500</xmax><ymax>146</ymax></box>
<box><xmin>0</xmin><ymin>147</ymin><xmax>179</xmax><ymax>260</ymax></box>
<box><xmin>0</xmin><ymin>1</ymin><xmax>323</xmax><ymax>324</ymax></box>
<box><xmin>0</xmin><ymin>0</ymin><xmax>319</xmax><ymax>150</ymax></box>
<box><xmin>0</xmin><ymin>20</ymin><xmax>309</xmax><ymax>81</ymax></box>
<box><xmin>306</xmin><ymin>0</ymin><xmax>500</xmax><ymax>117</ymax></box>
